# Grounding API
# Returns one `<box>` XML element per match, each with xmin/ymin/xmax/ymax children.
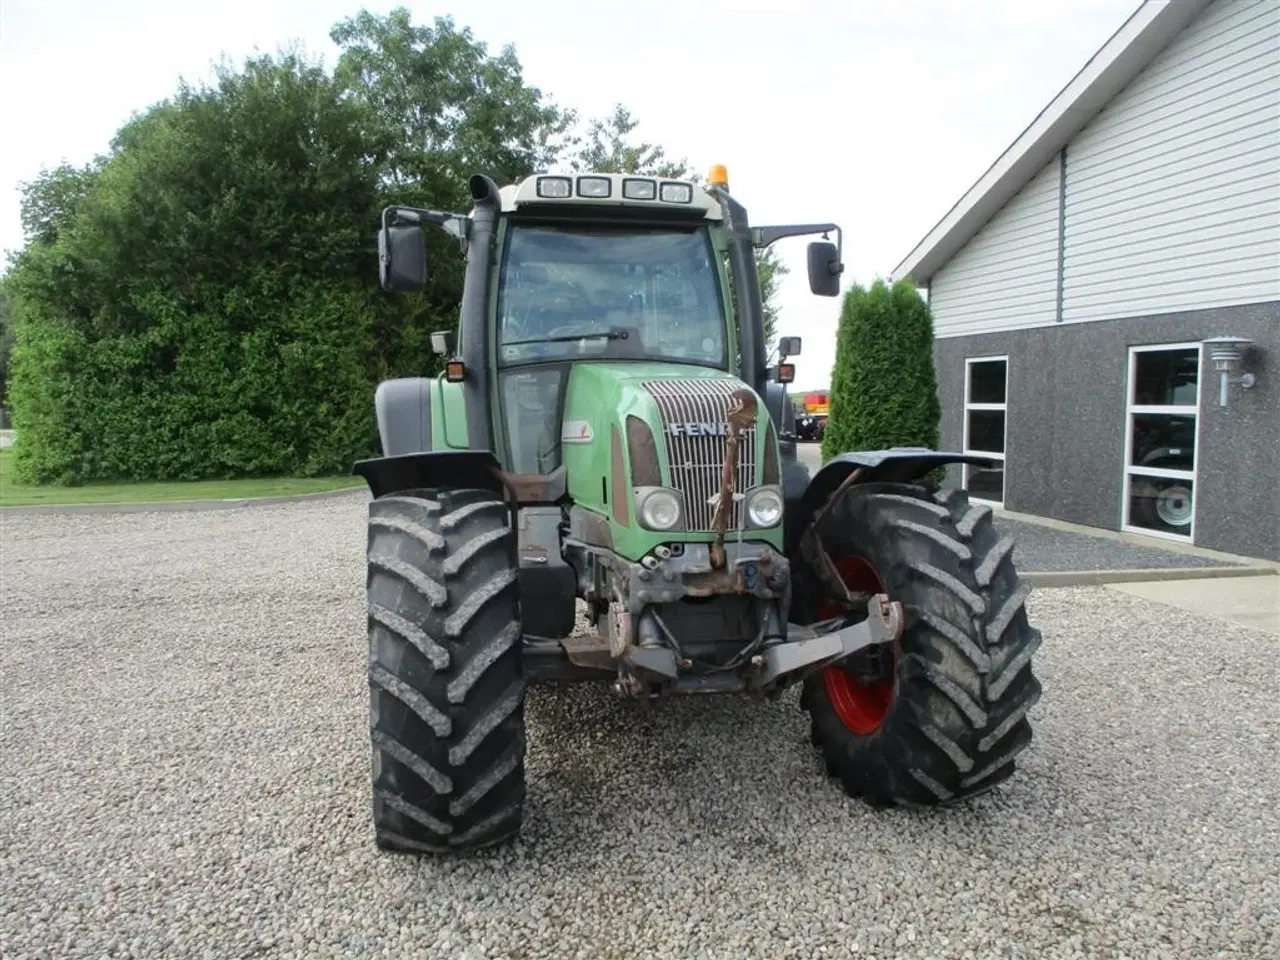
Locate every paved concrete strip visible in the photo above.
<box><xmin>1027</xmin><ymin>566</ymin><xmax>1279</xmax><ymax>588</ymax></box>
<box><xmin>995</xmin><ymin>505</ymin><xmax>1278</xmax><ymax>569</ymax></box>
<box><xmin>1106</xmin><ymin>575</ymin><xmax>1280</xmax><ymax>635</ymax></box>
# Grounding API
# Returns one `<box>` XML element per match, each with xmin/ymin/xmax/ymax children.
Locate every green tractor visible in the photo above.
<box><xmin>354</xmin><ymin>166</ymin><xmax>1042</xmax><ymax>853</ymax></box>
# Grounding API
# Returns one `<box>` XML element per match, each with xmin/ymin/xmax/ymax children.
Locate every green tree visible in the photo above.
<box><xmin>566</xmin><ymin>104</ymin><xmax>691</xmax><ymax>179</ymax></box>
<box><xmin>18</xmin><ymin>162</ymin><xmax>102</xmax><ymax>247</ymax></box>
<box><xmin>821</xmin><ymin>278</ymin><xmax>940</xmax><ymax>464</ymax></box>
<box><xmin>5</xmin><ymin>51</ymin><xmax>386</xmax><ymax>484</ymax></box>
<box><xmin>330</xmin><ymin>9</ymin><xmax>571</xmax><ymax>198</ymax></box>
<box><xmin>329</xmin><ymin>8</ymin><xmax>578</xmax><ymax>373</ymax></box>
<box><xmin>0</xmin><ymin>282</ymin><xmax>13</xmax><ymax>422</ymax></box>
<box><xmin>5</xmin><ymin>159</ymin><xmax>104</xmax><ymax>429</ymax></box>
<box><xmin>6</xmin><ymin>10</ymin><xmax>598</xmax><ymax>486</ymax></box>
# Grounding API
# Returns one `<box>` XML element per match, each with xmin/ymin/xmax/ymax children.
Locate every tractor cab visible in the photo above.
<box><xmin>488</xmin><ymin>181</ymin><xmax>734</xmax><ymax>478</ymax></box>
<box><xmin>370</xmin><ymin>166</ymin><xmax>842</xmax><ymax>505</ymax></box>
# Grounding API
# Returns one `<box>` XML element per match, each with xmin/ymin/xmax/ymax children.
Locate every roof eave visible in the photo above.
<box><xmin>891</xmin><ymin>0</ymin><xmax>1215</xmax><ymax>287</ymax></box>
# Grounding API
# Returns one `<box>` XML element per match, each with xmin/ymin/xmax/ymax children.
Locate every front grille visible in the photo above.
<box><xmin>642</xmin><ymin>379</ymin><xmax>757</xmax><ymax>531</ymax></box>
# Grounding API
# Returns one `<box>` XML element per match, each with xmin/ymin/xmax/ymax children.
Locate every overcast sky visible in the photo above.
<box><xmin>0</xmin><ymin>0</ymin><xmax>1140</xmax><ymax>388</ymax></box>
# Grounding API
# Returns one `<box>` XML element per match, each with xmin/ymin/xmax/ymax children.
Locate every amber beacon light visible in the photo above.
<box><xmin>706</xmin><ymin>164</ymin><xmax>729</xmax><ymax>189</ymax></box>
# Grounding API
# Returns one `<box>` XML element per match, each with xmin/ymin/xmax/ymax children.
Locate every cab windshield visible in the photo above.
<box><xmin>495</xmin><ymin>223</ymin><xmax>728</xmax><ymax>368</ymax></box>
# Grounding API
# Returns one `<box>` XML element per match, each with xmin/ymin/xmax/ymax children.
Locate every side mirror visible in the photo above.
<box><xmin>778</xmin><ymin>336</ymin><xmax>802</xmax><ymax>359</ymax></box>
<box><xmin>807</xmin><ymin>241</ymin><xmax>843</xmax><ymax>297</ymax></box>
<box><xmin>430</xmin><ymin>330</ymin><xmax>456</xmax><ymax>357</ymax></box>
<box><xmin>379</xmin><ymin>223</ymin><xmax>429</xmax><ymax>292</ymax></box>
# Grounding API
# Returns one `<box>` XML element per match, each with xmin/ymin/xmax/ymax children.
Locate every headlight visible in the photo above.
<box><xmin>577</xmin><ymin>176</ymin><xmax>611</xmax><ymax>198</ymax></box>
<box><xmin>746</xmin><ymin>486</ymin><xmax>784</xmax><ymax>528</ymax></box>
<box><xmin>638</xmin><ymin>488</ymin><xmax>682</xmax><ymax>530</ymax></box>
<box><xmin>659</xmin><ymin>182</ymin><xmax>693</xmax><ymax>204</ymax></box>
<box><xmin>536</xmin><ymin>176</ymin><xmax>572</xmax><ymax>198</ymax></box>
<box><xmin>622</xmin><ymin>178</ymin><xmax>656</xmax><ymax>200</ymax></box>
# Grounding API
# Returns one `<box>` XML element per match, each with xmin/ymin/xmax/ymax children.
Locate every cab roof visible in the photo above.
<box><xmin>498</xmin><ymin>172</ymin><xmax>723</xmax><ymax>221</ymax></box>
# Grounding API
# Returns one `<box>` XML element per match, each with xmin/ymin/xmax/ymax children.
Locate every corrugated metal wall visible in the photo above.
<box><xmin>1063</xmin><ymin>0</ymin><xmax>1280</xmax><ymax>324</ymax></box>
<box><xmin>930</xmin><ymin>0</ymin><xmax>1280</xmax><ymax>339</ymax></box>
<box><xmin>928</xmin><ymin>156</ymin><xmax>1061</xmax><ymax>338</ymax></box>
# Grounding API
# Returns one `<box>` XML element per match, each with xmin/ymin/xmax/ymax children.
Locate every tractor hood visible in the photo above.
<box><xmin>555</xmin><ymin>361</ymin><xmax>780</xmax><ymax>556</ymax></box>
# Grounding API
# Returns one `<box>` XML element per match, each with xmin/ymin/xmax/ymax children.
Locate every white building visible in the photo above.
<box><xmin>893</xmin><ymin>0</ymin><xmax>1279</xmax><ymax>561</ymax></box>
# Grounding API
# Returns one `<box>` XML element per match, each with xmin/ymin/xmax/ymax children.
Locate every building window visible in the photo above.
<box><xmin>962</xmin><ymin>356</ymin><xmax>1007</xmax><ymax>505</ymax></box>
<box><xmin>1122</xmin><ymin>343</ymin><xmax>1200</xmax><ymax>541</ymax></box>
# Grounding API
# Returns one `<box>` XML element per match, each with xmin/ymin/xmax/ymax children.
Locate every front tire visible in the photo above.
<box><xmin>799</xmin><ymin>481</ymin><xmax>1042</xmax><ymax>807</ymax></box>
<box><xmin>365</xmin><ymin>487</ymin><xmax>526</xmax><ymax>852</ymax></box>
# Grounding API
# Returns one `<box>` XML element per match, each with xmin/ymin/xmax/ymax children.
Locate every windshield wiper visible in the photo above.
<box><xmin>503</xmin><ymin>329</ymin><xmax>630</xmax><ymax>347</ymax></box>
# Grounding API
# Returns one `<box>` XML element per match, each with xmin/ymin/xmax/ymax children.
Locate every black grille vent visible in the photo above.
<box><xmin>641</xmin><ymin>379</ymin><xmax>757</xmax><ymax>531</ymax></box>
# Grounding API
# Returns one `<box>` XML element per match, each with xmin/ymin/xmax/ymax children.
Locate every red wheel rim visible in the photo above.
<box><xmin>819</xmin><ymin>556</ymin><xmax>896</xmax><ymax>735</ymax></box>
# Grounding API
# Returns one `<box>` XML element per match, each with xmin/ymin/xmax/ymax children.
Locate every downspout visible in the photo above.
<box><xmin>1056</xmin><ymin>146</ymin><xmax>1067</xmax><ymax>323</ymax></box>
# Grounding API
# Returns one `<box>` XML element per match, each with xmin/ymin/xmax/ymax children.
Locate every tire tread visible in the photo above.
<box><xmin>801</xmin><ymin>481</ymin><xmax>1042</xmax><ymax>808</ymax></box>
<box><xmin>366</xmin><ymin>487</ymin><xmax>526</xmax><ymax>853</ymax></box>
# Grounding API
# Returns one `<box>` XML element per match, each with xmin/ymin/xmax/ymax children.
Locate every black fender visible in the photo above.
<box><xmin>785</xmin><ymin>448</ymin><xmax>997</xmax><ymax>557</ymax></box>
<box><xmin>781</xmin><ymin>456</ymin><xmax>812</xmax><ymax>557</ymax></box>
<box><xmin>373</xmin><ymin>377</ymin><xmax>434</xmax><ymax>457</ymax></box>
<box><xmin>801</xmin><ymin>448</ymin><xmax>996</xmax><ymax>510</ymax></box>
<box><xmin>353</xmin><ymin>451</ymin><xmax>506</xmax><ymax>500</ymax></box>
<box><xmin>763</xmin><ymin>381</ymin><xmax>791</xmax><ymax>436</ymax></box>
<box><xmin>355</xmin><ymin>451</ymin><xmax>577</xmax><ymax>637</ymax></box>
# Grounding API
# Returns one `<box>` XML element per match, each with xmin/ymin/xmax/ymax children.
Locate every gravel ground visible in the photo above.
<box><xmin>2</xmin><ymin>491</ymin><xmax>1278</xmax><ymax>960</ymax></box>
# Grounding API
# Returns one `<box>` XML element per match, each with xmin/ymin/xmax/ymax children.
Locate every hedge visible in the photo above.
<box><xmin>821</xmin><ymin>278</ymin><xmax>941</xmax><ymax>465</ymax></box>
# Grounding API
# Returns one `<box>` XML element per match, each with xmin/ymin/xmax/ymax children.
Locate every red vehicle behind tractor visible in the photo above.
<box><xmin>796</xmin><ymin>391</ymin><xmax>828</xmax><ymax>442</ymax></box>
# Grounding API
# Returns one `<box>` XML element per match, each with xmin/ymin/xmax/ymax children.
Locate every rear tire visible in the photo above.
<box><xmin>365</xmin><ymin>487</ymin><xmax>526</xmax><ymax>852</ymax></box>
<box><xmin>798</xmin><ymin>481</ymin><xmax>1042</xmax><ymax>807</ymax></box>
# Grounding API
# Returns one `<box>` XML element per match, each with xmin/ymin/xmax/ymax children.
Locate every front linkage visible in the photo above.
<box><xmin>594</xmin><ymin>536</ymin><xmax>905</xmax><ymax>698</ymax></box>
